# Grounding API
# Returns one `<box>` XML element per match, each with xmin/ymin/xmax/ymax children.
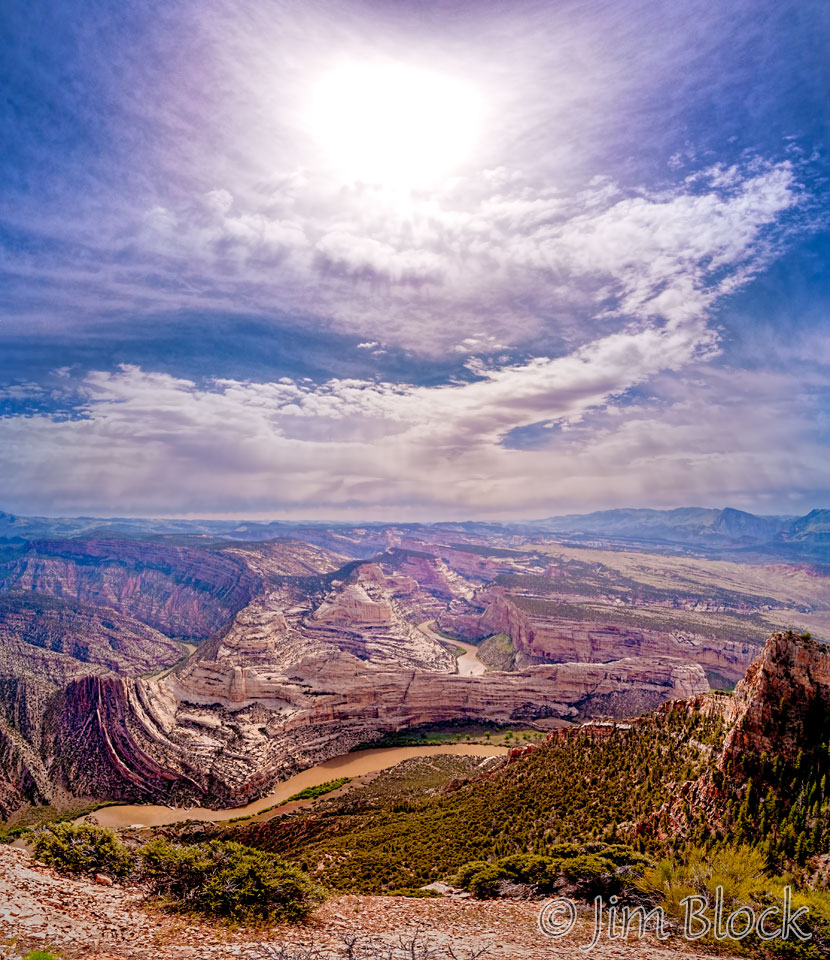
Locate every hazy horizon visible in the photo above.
<box><xmin>1</xmin><ymin>502</ymin><xmax>822</xmax><ymax>526</ymax></box>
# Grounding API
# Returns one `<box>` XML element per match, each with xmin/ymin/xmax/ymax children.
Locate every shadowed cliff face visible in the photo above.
<box><xmin>0</xmin><ymin>560</ymin><xmax>711</xmax><ymax>815</ymax></box>
<box><xmin>0</xmin><ymin>538</ymin><xmax>346</xmax><ymax>639</ymax></box>
<box><xmin>0</xmin><ymin>591</ymin><xmax>184</xmax><ymax>683</ymax></box>
<box><xmin>440</xmin><ymin>586</ymin><xmax>763</xmax><ymax>684</ymax></box>
<box><xmin>0</xmin><ymin>540</ymin><xmax>263</xmax><ymax>639</ymax></box>
<box><xmin>10</xmin><ymin>578</ymin><xmax>708</xmax><ymax>811</ymax></box>
<box><xmin>2</xmin><ymin>531</ymin><xmax>819</xmax><ymax>821</ymax></box>
<box><xmin>720</xmin><ymin>631</ymin><xmax>830</xmax><ymax>766</ymax></box>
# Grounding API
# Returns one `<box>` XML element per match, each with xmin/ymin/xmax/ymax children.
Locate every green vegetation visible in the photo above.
<box><xmin>0</xmin><ymin>823</ymin><xmax>31</xmax><ymax>844</ymax></box>
<box><xmin>352</xmin><ymin>720</ymin><xmax>544</xmax><ymax>749</ymax></box>
<box><xmin>639</xmin><ymin>844</ymin><xmax>830</xmax><ymax>958</ymax></box>
<box><xmin>703</xmin><ymin>685</ymin><xmax>830</xmax><ymax>867</ymax></box>
<box><xmin>23</xmin><ymin>951</ymin><xmax>60</xmax><ymax>960</ymax></box>
<box><xmin>477</xmin><ymin>632</ymin><xmax>516</xmax><ymax>671</ymax></box>
<box><xmin>227</xmin><ymin>777</ymin><xmax>354</xmax><ymax>823</ymax></box>
<box><xmin>32</xmin><ymin>822</ymin><xmax>134</xmax><ymax>877</ymax></box>
<box><xmin>1</xmin><ymin>799</ymin><xmax>122</xmax><ymax>835</ymax></box>
<box><xmin>455</xmin><ymin>844</ymin><xmax>650</xmax><ymax>899</ymax></box>
<box><xmin>140</xmin><ymin>838</ymin><xmax>324</xmax><ymax>924</ymax></box>
<box><xmin>227</xmin><ymin>711</ymin><xmax>723</xmax><ymax>893</ymax></box>
<box><xmin>286</xmin><ymin>777</ymin><xmax>351</xmax><ymax>802</ymax></box>
<box><xmin>30</xmin><ymin>823</ymin><xmax>323</xmax><ymax>925</ymax></box>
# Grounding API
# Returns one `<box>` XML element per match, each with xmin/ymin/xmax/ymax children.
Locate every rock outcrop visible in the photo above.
<box><xmin>720</xmin><ymin>631</ymin><xmax>830</xmax><ymax>767</ymax></box>
<box><xmin>0</xmin><ymin>538</ymin><xmax>345</xmax><ymax>640</ymax></box>
<box><xmin>21</xmin><ymin>592</ymin><xmax>708</xmax><ymax>810</ymax></box>
<box><xmin>0</xmin><ymin>591</ymin><xmax>184</xmax><ymax>683</ymax></box>
<box><xmin>441</xmin><ymin>587</ymin><xmax>760</xmax><ymax>684</ymax></box>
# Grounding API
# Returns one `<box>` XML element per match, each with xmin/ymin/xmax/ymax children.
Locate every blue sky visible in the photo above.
<box><xmin>1</xmin><ymin>0</ymin><xmax>828</xmax><ymax>519</ymax></box>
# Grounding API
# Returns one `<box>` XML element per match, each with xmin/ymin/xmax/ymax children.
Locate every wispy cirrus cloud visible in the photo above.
<box><xmin>132</xmin><ymin>158</ymin><xmax>801</xmax><ymax>352</ymax></box>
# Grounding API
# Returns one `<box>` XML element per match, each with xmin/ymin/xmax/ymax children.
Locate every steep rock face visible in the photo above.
<box><xmin>394</xmin><ymin>551</ymin><xmax>477</xmax><ymax>599</ymax></box>
<box><xmin>32</xmin><ymin>630</ymin><xmax>708</xmax><ymax>810</ymax></box>
<box><xmin>219</xmin><ymin>539</ymin><xmax>346</xmax><ymax>579</ymax></box>
<box><xmin>0</xmin><ymin>724</ymin><xmax>49</xmax><ymax>817</ymax></box>
<box><xmin>441</xmin><ymin>588</ymin><xmax>758</xmax><ymax>684</ymax></box>
<box><xmin>0</xmin><ymin>592</ymin><xmax>183</xmax><ymax>682</ymax></box>
<box><xmin>0</xmin><ymin>540</ymin><xmax>262</xmax><ymax>639</ymax></box>
<box><xmin>0</xmin><ymin>585</ymin><xmax>713</xmax><ymax>814</ymax></box>
<box><xmin>720</xmin><ymin>632</ymin><xmax>830</xmax><ymax>767</ymax></box>
<box><xmin>44</xmin><ymin>674</ymin><xmax>219</xmax><ymax>806</ymax></box>
<box><xmin>0</xmin><ymin>676</ymin><xmax>57</xmax><ymax>816</ymax></box>
<box><xmin>314</xmin><ymin>583</ymin><xmax>393</xmax><ymax>624</ymax></box>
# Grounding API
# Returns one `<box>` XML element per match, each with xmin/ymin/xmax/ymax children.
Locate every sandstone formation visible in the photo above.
<box><xmin>720</xmin><ymin>630</ymin><xmax>830</xmax><ymax>766</ymax></box>
<box><xmin>440</xmin><ymin>586</ymin><xmax>760</xmax><ymax>683</ymax></box>
<box><xmin>0</xmin><ymin>537</ymin><xmax>345</xmax><ymax>640</ymax></box>
<box><xmin>0</xmin><ymin>591</ymin><xmax>184</xmax><ymax>682</ymax></box>
<box><xmin>33</xmin><ymin>636</ymin><xmax>707</xmax><ymax>810</ymax></box>
<box><xmin>1</xmin><ymin>530</ymin><xmax>805</xmax><ymax>820</ymax></box>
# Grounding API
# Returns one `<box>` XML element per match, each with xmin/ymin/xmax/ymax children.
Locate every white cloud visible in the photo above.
<box><xmin>2</xmin><ymin>347</ymin><xmax>827</xmax><ymax>518</ymax></box>
<box><xmin>1</xmin><ymin>157</ymin><xmax>814</xmax><ymax>517</ymax></box>
<box><xmin>134</xmin><ymin>158</ymin><xmax>799</xmax><ymax>356</ymax></box>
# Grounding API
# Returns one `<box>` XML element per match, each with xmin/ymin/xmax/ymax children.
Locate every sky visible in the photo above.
<box><xmin>1</xmin><ymin>0</ymin><xmax>828</xmax><ymax>520</ymax></box>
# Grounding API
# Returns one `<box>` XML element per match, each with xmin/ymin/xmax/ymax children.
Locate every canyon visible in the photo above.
<box><xmin>0</xmin><ymin>520</ymin><xmax>827</xmax><ymax>821</ymax></box>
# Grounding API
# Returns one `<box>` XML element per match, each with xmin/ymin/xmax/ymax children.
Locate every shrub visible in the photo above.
<box><xmin>139</xmin><ymin>838</ymin><xmax>324</xmax><ymax>924</ymax></box>
<box><xmin>591</xmin><ymin>843</ymin><xmax>651</xmax><ymax>870</ymax></box>
<box><xmin>455</xmin><ymin>846</ymin><xmax>646</xmax><ymax>899</ymax></box>
<box><xmin>492</xmin><ymin>852</ymin><xmax>557</xmax><ymax>887</ymax></box>
<box><xmin>547</xmin><ymin>843</ymin><xmax>583</xmax><ymax>859</ymax></box>
<box><xmin>465</xmin><ymin>864</ymin><xmax>506</xmax><ymax>899</ymax></box>
<box><xmin>32</xmin><ymin>822</ymin><xmax>134</xmax><ymax>878</ymax></box>
<box><xmin>559</xmin><ymin>854</ymin><xmax>617</xmax><ymax>896</ymax></box>
<box><xmin>638</xmin><ymin>843</ymin><xmax>767</xmax><ymax>916</ymax></box>
<box><xmin>286</xmin><ymin>777</ymin><xmax>350</xmax><ymax>802</ymax></box>
<box><xmin>23</xmin><ymin>952</ymin><xmax>60</xmax><ymax>960</ymax></box>
<box><xmin>454</xmin><ymin>860</ymin><xmax>491</xmax><ymax>889</ymax></box>
<box><xmin>637</xmin><ymin>845</ymin><xmax>830</xmax><ymax>958</ymax></box>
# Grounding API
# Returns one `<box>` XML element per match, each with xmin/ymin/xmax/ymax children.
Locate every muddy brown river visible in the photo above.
<box><xmin>85</xmin><ymin>743</ymin><xmax>508</xmax><ymax>829</ymax></box>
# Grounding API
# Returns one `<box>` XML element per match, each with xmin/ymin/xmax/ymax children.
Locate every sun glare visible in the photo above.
<box><xmin>308</xmin><ymin>61</ymin><xmax>484</xmax><ymax>188</ymax></box>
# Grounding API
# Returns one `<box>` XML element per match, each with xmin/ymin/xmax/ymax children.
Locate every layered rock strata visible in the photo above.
<box><xmin>441</xmin><ymin>588</ymin><xmax>759</xmax><ymax>683</ymax></box>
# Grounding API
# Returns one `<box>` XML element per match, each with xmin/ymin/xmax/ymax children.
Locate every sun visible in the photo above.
<box><xmin>308</xmin><ymin>61</ymin><xmax>484</xmax><ymax>188</ymax></box>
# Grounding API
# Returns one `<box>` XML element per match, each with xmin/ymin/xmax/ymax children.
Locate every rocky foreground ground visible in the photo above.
<box><xmin>0</xmin><ymin>846</ymin><xmax>715</xmax><ymax>960</ymax></box>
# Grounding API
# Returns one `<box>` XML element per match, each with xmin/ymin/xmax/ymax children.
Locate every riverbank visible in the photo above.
<box><xmin>83</xmin><ymin>743</ymin><xmax>509</xmax><ymax>829</ymax></box>
<box><xmin>417</xmin><ymin>620</ymin><xmax>488</xmax><ymax>676</ymax></box>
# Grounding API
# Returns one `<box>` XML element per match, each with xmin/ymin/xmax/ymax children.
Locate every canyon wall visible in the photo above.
<box><xmin>441</xmin><ymin>588</ymin><xmax>759</xmax><ymax>683</ymax></box>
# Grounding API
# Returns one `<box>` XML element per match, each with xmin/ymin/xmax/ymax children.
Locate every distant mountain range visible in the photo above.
<box><xmin>0</xmin><ymin>506</ymin><xmax>828</xmax><ymax>561</ymax></box>
<box><xmin>522</xmin><ymin>507</ymin><xmax>830</xmax><ymax>559</ymax></box>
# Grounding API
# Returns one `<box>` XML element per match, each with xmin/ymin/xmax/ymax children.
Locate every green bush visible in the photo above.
<box><xmin>491</xmin><ymin>852</ymin><xmax>557</xmax><ymax>887</ymax></box>
<box><xmin>139</xmin><ymin>838</ymin><xmax>324</xmax><ymax>924</ymax></box>
<box><xmin>465</xmin><ymin>864</ymin><xmax>507</xmax><ymax>899</ymax></box>
<box><xmin>637</xmin><ymin>844</ymin><xmax>830</xmax><ymax>958</ymax></box>
<box><xmin>453</xmin><ymin>860</ymin><xmax>491</xmax><ymax>889</ymax></box>
<box><xmin>286</xmin><ymin>777</ymin><xmax>351</xmax><ymax>802</ymax></box>
<box><xmin>560</xmin><ymin>853</ymin><xmax>615</xmax><ymax>882</ymax></box>
<box><xmin>590</xmin><ymin>843</ymin><xmax>651</xmax><ymax>869</ymax></box>
<box><xmin>23</xmin><ymin>952</ymin><xmax>60</xmax><ymax>960</ymax></box>
<box><xmin>455</xmin><ymin>845</ymin><xmax>645</xmax><ymax>899</ymax></box>
<box><xmin>32</xmin><ymin>822</ymin><xmax>134</xmax><ymax>877</ymax></box>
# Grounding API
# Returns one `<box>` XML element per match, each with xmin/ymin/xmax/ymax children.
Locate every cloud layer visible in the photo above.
<box><xmin>0</xmin><ymin>0</ymin><xmax>827</xmax><ymax>517</ymax></box>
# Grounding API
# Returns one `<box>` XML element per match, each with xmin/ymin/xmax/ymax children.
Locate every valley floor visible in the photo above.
<box><xmin>0</xmin><ymin>846</ymin><xmax>715</xmax><ymax>960</ymax></box>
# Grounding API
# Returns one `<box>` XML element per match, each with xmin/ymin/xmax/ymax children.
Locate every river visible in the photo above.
<box><xmin>417</xmin><ymin>621</ymin><xmax>488</xmax><ymax>676</ymax></box>
<box><xmin>84</xmin><ymin>743</ymin><xmax>508</xmax><ymax>829</ymax></box>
